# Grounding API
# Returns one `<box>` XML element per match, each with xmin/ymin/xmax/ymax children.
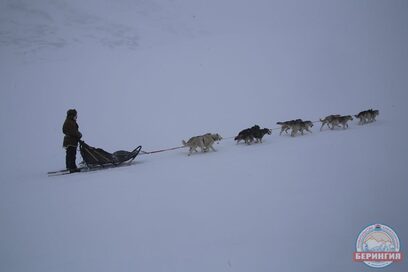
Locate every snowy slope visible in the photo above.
<box><xmin>1</xmin><ymin>0</ymin><xmax>407</xmax><ymax>271</ymax></box>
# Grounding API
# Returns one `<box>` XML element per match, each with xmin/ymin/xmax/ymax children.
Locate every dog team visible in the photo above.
<box><xmin>182</xmin><ymin>109</ymin><xmax>379</xmax><ymax>156</ymax></box>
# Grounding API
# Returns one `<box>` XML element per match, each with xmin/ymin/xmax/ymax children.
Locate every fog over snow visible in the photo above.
<box><xmin>0</xmin><ymin>0</ymin><xmax>407</xmax><ymax>271</ymax></box>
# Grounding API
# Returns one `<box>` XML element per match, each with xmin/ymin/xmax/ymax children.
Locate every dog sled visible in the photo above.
<box><xmin>79</xmin><ymin>140</ymin><xmax>142</xmax><ymax>168</ymax></box>
<box><xmin>48</xmin><ymin>141</ymin><xmax>142</xmax><ymax>176</ymax></box>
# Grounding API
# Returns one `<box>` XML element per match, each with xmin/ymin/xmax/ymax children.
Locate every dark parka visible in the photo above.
<box><xmin>63</xmin><ymin>109</ymin><xmax>82</xmax><ymax>148</ymax></box>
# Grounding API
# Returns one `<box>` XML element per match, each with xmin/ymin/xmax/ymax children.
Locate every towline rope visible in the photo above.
<box><xmin>140</xmin><ymin>145</ymin><xmax>186</xmax><ymax>155</ymax></box>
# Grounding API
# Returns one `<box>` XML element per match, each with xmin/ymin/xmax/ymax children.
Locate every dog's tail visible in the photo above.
<box><xmin>277</xmin><ymin>122</ymin><xmax>284</xmax><ymax>125</ymax></box>
<box><xmin>182</xmin><ymin>140</ymin><xmax>187</xmax><ymax>146</ymax></box>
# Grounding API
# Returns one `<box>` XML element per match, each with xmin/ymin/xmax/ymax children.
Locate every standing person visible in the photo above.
<box><xmin>63</xmin><ymin>109</ymin><xmax>82</xmax><ymax>173</ymax></box>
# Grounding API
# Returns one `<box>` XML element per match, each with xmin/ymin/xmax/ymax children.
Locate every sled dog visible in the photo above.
<box><xmin>355</xmin><ymin>109</ymin><xmax>379</xmax><ymax>125</ymax></box>
<box><xmin>320</xmin><ymin>114</ymin><xmax>341</xmax><ymax>130</ymax></box>
<box><xmin>290</xmin><ymin>120</ymin><xmax>314</xmax><ymax>137</ymax></box>
<box><xmin>329</xmin><ymin>115</ymin><xmax>353</xmax><ymax>129</ymax></box>
<box><xmin>235</xmin><ymin>125</ymin><xmax>260</xmax><ymax>144</ymax></box>
<box><xmin>235</xmin><ymin>125</ymin><xmax>271</xmax><ymax>144</ymax></box>
<box><xmin>277</xmin><ymin>119</ymin><xmax>313</xmax><ymax>137</ymax></box>
<box><xmin>182</xmin><ymin>133</ymin><xmax>222</xmax><ymax>156</ymax></box>
<box><xmin>253</xmin><ymin>128</ymin><xmax>272</xmax><ymax>143</ymax></box>
<box><xmin>277</xmin><ymin>119</ymin><xmax>302</xmax><ymax>135</ymax></box>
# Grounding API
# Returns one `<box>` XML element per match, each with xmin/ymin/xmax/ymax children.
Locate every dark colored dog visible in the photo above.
<box><xmin>235</xmin><ymin>125</ymin><xmax>271</xmax><ymax>144</ymax></box>
<box><xmin>252</xmin><ymin>128</ymin><xmax>272</xmax><ymax>143</ymax></box>
<box><xmin>235</xmin><ymin>125</ymin><xmax>259</xmax><ymax>144</ymax></box>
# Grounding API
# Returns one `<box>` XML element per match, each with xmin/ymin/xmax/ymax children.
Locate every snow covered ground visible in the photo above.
<box><xmin>1</xmin><ymin>0</ymin><xmax>407</xmax><ymax>271</ymax></box>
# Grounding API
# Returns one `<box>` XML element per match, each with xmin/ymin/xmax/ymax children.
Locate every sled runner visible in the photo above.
<box><xmin>79</xmin><ymin>140</ymin><xmax>142</xmax><ymax>168</ymax></box>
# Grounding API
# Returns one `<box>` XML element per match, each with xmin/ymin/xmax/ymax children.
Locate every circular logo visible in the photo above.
<box><xmin>353</xmin><ymin>224</ymin><xmax>403</xmax><ymax>268</ymax></box>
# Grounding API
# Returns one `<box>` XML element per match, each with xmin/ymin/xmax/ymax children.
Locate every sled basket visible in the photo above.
<box><xmin>79</xmin><ymin>140</ymin><xmax>142</xmax><ymax>168</ymax></box>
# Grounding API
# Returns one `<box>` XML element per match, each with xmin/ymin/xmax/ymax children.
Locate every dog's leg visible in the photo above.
<box><xmin>245</xmin><ymin>137</ymin><xmax>251</xmax><ymax>145</ymax></box>
<box><xmin>199</xmin><ymin>141</ymin><xmax>206</xmax><ymax>153</ymax></box>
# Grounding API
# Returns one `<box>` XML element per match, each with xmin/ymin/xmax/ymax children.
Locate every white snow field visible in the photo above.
<box><xmin>0</xmin><ymin>0</ymin><xmax>407</xmax><ymax>271</ymax></box>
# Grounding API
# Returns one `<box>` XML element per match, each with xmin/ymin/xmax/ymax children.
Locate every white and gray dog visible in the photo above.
<box><xmin>320</xmin><ymin>114</ymin><xmax>353</xmax><ymax>130</ymax></box>
<box><xmin>355</xmin><ymin>109</ymin><xmax>379</xmax><ymax>125</ymax></box>
<box><xmin>277</xmin><ymin>119</ymin><xmax>313</xmax><ymax>137</ymax></box>
<box><xmin>320</xmin><ymin>115</ymin><xmax>341</xmax><ymax>130</ymax></box>
<box><xmin>182</xmin><ymin>133</ymin><xmax>223</xmax><ymax>156</ymax></box>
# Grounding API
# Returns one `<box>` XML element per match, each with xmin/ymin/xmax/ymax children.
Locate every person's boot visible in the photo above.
<box><xmin>69</xmin><ymin>168</ymin><xmax>80</xmax><ymax>173</ymax></box>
